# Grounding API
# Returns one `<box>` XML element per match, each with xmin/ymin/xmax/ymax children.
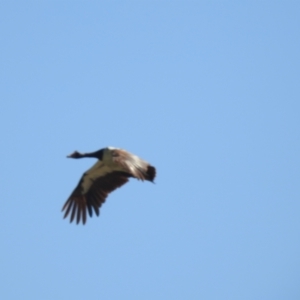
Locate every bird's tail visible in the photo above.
<box><xmin>146</xmin><ymin>165</ymin><xmax>156</xmax><ymax>182</ymax></box>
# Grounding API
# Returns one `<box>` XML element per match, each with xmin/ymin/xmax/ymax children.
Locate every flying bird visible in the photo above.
<box><xmin>62</xmin><ymin>147</ymin><xmax>156</xmax><ymax>225</ymax></box>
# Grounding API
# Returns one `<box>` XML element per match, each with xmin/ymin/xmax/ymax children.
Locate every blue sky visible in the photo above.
<box><xmin>1</xmin><ymin>2</ymin><xmax>299</xmax><ymax>299</ymax></box>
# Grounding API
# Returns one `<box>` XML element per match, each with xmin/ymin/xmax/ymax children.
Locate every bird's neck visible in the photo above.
<box><xmin>82</xmin><ymin>149</ymin><xmax>104</xmax><ymax>160</ymax></box>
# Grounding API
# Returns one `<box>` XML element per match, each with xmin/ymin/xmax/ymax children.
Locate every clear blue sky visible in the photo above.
<box><xmin>1</xmin><ymin>2</ymin><xmax>299</xmax><ymax>299</ymax></box>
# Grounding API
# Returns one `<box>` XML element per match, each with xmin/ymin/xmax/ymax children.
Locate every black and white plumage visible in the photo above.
<box><xmin>62</xmin><ymin>147</ymin><xmax>156</xmax><ymax>225</ymax></box>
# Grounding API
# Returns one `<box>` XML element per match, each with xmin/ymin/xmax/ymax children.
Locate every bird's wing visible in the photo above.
<box><xmin>111</xmin><ymin>149</ymin><xmax>154</xmax><ymax>181</ymax></box>
<box><xmin>62</xmin><ymin>171</ymin><xmax>130</xmax><ymax>225</ymax></box>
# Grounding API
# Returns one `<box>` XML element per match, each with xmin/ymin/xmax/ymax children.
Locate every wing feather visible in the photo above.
<box><xmin>62</xmin><ymin>171</ymin><xmax>130</xmax><ymax>224</ymax></box>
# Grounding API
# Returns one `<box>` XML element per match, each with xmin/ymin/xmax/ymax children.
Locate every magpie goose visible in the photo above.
<box><xmin>62</xmin><ymin>147</ymin><xmax>156</xmax><ymax>225</ymax></box>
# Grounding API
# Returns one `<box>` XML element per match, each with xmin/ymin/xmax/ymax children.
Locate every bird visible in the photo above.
<box><xmin>62</xmin><ymin>147</ymin><xmax>156</xmax><ymax>225</ymax></box>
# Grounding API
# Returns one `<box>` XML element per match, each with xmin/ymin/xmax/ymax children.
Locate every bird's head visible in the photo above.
<box><xmin>67</xmin><ymin>151</ymin><xmax>83</xmax><ymax>159</ymax></box>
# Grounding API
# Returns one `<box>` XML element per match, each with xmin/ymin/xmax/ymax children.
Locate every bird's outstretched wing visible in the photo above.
<box><xmin>62</xmin><ymin>171</ymin><xmax>130</xmax><ymax>225</ymax></box>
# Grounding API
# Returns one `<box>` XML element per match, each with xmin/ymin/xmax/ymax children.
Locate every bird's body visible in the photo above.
<box><xmin>62</xmin><ymin>147</ymin><xmax>156</xmax><ymax>225</ymax></box>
